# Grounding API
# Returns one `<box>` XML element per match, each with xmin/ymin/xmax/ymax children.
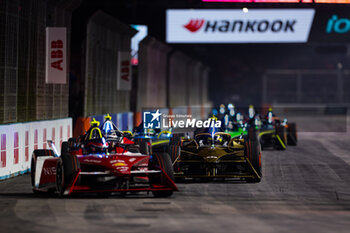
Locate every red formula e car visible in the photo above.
<box><xmin>31</xmin><ymin>119</ymin><xmax>177</xmax><ymax>197</ymax></box>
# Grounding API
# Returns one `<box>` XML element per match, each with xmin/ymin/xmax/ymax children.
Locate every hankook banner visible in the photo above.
<box><xmin>45</xmin><ymin>27</ymin><xmax>67</xmax><ymax>84</ymax></box>
<box><xmin>166</xmin><ymin>9</ymin><xmax>315</xmax><ymax>43</ymax></box>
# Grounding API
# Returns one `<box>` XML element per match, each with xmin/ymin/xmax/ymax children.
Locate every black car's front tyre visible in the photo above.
<box><xmin>149</xmin><ymin>152</ymin><xmax>174</xmax><ymax>197</ymax></box>
<box><xmin>246</xmin><ymin>128</ymin><xmax>262</xmax><ymax>183</ymax></box>
<box><xmin>287</xmin><ymin>123</ymin><xmax>297</xmax><ymax>146</ymax></box>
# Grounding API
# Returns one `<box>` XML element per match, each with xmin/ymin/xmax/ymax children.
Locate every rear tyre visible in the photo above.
<box><xmin>274</xmin><ymin>125</ymin><xmax>287</xmax><ymax>150</ymax></box>
<box><xmin>149</xmin><ymin>153</ymin><xmax>174</xmax><ymax>197</ymax></box>
<box><xmin>287</xmin><ymin>123</ymin><xmax>297</xmax><ymax>146</ymax></box>
<box><xmin>246</xmin><ymin>128</ymin><xmax>262</xmax><ymax>183</ymax></box>
<box><xmin>56</xmin><ymin>153</ymin><xmax>80</xmax><ymax>197</ymax></box>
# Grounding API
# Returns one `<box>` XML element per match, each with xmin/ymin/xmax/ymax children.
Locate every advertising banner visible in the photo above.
<box><xmin>202</xmin><ymin>0</ymin><xmax>350</xmax><ymax>3</ymax></box>
<box><xmin>45</xmin><ymin>27</ymin><xmax>67</xmax><ymax>84</ymax></box>
<box><xmin>117</xmin><ymin>51</ymin><xmax>132</xmax><ymax>91</ymax></box>
<box><xmin>309</xmin><ymin>9</ymin><xmax>350</xmax><ymax>43</ymax></box>
<box><xmin>131</xmin><ymin>25</ymin><xmax>148</xmax><ymax>65</ymax></box>
<box><xmin>166</xmin><ymin>9</ymin><xmax>315</xmax><ymax>43</ymax></box>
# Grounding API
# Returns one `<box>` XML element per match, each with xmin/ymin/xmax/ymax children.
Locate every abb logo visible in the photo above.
<box><xmin>50</xmin><ymin>40</ymin><xmax>64</xmax><ymax>71</ymax></box>
<box><xmin>117</xmin><ymin>52</ymin><xmax>132</xmax><ymax>91</ymax></box>
<box><xmin>120</xmin><ymin>60</ymin><xmax>130</xmax><ymax>81</ymax></box>
<box><xmin>184</xmin><ymin>19</ymin><xmax>205</xmax><ymax>32</ymax></box>
<box><xmin>46</xmin><ymin>27</ymin><xmax>66</xmax><ymax>84</ymax></box>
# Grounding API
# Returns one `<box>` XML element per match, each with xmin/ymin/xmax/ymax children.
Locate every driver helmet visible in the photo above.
<box><xmin>219</xmin><ymin>104</ymin><xmax>226</xmax><ymax>114</ymax></box>
<box><xmin>208</xmin><ymin>115</ymin><xmax>220</xmax><ymax>136</ymax></box>
<box><xmin>86</xmin><ymin>118</ymin><xmax>108</xmax><ymax>153</ymax></box>
<box><xmin>102</xmin><ymin>114</ymin><xmax>113</xmax><ymax>133</ymax></box>
<box><xmin>89</xmin><ymin>118</ymin><xmax>102</xmax><ymax>140</ymax></box>
<box><xmin>267</xmin><ymin>107</ymin><xmax>274</xmax><ymax>124</ymax></box>
<box><xmin>248</xmin><ymin>105</ymin><xmax>255</xmax><ymax>119</ymax></box>
<box><xmin>228</xmin><ymin>103</ymin><xmax>235</xmax><ymax>117</ymax></box>
<box><xmin>101</xmin><ymin>114</ymin><xmax>123</xmax><ymax>139</ymax></box>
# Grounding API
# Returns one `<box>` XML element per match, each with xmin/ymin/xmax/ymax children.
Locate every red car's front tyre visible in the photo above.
<box><xmin>56</xmin><ymin>153</ymin><xmax>80</xmax><ymax>197</ymax></box>
<box><xmin>149</xmin><ymin>152</ymin><xmax>174</xmax><ymax>197</ymax></box>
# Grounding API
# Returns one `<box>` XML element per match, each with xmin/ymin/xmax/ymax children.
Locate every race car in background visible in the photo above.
<box><xmin>221</xmin><ymin>104</ymin><xmax>259</xmax><ymax>139</ymax></box>
<box><xmin>100</xmin><ymin>114</ymin><xmax>153</xmax><ymax>156</ymax></box>
<box><xmin>259</xmin><ymin>108</ymin><xmax>297</xmax><ymax>150</ymax></box>
<box><xmin>30</xmin><ymin>118</ymin><xmax>177</xmax><ymax>197</ymax></box>
<box><xmin>134</xmin><ymin>122</ymin><xmax>171</xmax><ymax>143</ymax></box>
<box><xmin>132</xmin><ymin>121</ymin><xmax>183</xmax><ymax>157</ymax></box>
<box><xmin>222</xmin><ymin>105</ymin><xmax>247</xmax><ymax>138</ymax></box>
<box><xmin>168</xmin><ymin>117</ymin><xmax>262</xmax><ymax>183</ymax></box>
<box><xmin>218</xmin><ymin>104</ymin><xmax>297</xmax><ymax>150</ymax></box>
<box><xmin>103</xmin><ymin>114</ymin><xmax>180</xmax><ymax>160</ymax></box>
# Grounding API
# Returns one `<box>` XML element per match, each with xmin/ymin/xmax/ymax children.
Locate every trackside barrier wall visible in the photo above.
<box><xmin>137</xmin><ymin>36</ymin><xmax>211</xmax><ymax>111</ymax></box>
<box><xmin>137</xmin><ymin>37</ymin><xmax>171</xmax><ymax>110</ymax></box>
<box><xmin>0</xmin><ymin>0</ymin><xmax>80</xmax><ymax>124</ymax></box>
<box><xmin>168</xmin><ymin>52</ymin><xmax>191</xmax><ymax>107</ymax></box>
<box><xmin>0</xmin><ymin>118</ymin><xmax>72</xmax><ymax>180</ymax></box>
<box><xmin>84</xmin><ymin>11</ymin><xmax>137</xmax><ymax>116</ymax></box>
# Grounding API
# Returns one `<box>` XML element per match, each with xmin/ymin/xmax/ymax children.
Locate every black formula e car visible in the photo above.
<box><xmin>259</xmin><ymin>108</ymin><xmax>297</xmax><ymax>150</ymax></box>
<box><xmin>168</xmin><ymin>126</ymin><xmax>262</xmax><ymax>183</ymax></box>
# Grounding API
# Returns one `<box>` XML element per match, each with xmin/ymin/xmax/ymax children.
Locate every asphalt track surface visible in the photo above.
<box><xmin>1</xmin><ymin>133</ymin><xmax>350</xmax><ymax>233</ymax></box>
